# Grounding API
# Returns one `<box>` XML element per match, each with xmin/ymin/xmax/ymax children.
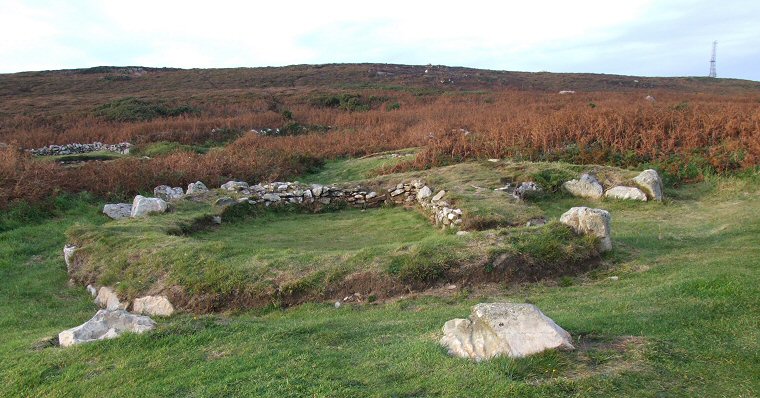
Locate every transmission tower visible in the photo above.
<box><xmin>709</xmin><ymin>41</ymin><xmax>717</xmax><ymax>78</ymax></box>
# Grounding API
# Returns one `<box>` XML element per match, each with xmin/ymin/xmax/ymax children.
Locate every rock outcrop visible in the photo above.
<box><xmin>95</xmin><ymin>287</ymin><xmax>128</xmax><ymax>310</ymax></box>
<box><xmin>633</xmin><ymin>169</ymin><xmax>664</xmax><ymax>201</ymax></box>
<box><xmin>102</xmin><ymin>203</ymin><xmax>132</xmax><ymax>219</ymax></box>
<box><xmin>440</xmin><ymin>303</ymin><xmax>574</xmax><ymax>361</ymax></box>
<box><xmin>563</xmin><ymin>174</ymin><xmax>604</xmax><ymax>199</ymax></box>
<box><xmin>153</xmin><ymin>185</ymin><xmax>184</xmax><ymax>201</ymax></box>
<box><xmin>560</xmin><ymin>206</ymin><xmax>612</xmax><ymax>252</ymax></box>
<box><xmin>604</xmin><ymin>186</ymin><xmax>647</xmax><ymax>201</ymax></box>
<box><xmin>133</xmin><ymin>295</ymin><xmax>174</xmax><ymax>317</ymax></box>
<box><xmin>58</xmin><ymin>309</ymin><xmax>155</xmax><ymax>347</ymax></box>
<box><xmin>130</xmin><ymin>195</ymin><xmax>167</xmax><ymax>218</ymax></box>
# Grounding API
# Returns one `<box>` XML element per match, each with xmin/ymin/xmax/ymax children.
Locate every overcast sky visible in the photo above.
<box><xmin>1</xmin><ymin>0</ymin><xmax>759</xmax><ymax>80</ymax></box>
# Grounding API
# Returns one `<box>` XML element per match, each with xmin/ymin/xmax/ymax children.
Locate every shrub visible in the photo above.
<box><xmin>94</xmin><ymin>97</ymin><xmax>196</xmax><ymax>122</ymax></box>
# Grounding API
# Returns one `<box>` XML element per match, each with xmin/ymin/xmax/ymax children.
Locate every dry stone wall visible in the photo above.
<box><xmin>29</xmin><ymin>142</ymin><xmax>132</xmax><ymax>156</ymax></box>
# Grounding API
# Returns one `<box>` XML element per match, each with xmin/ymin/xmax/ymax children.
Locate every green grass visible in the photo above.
<box><xmin>1</xmin><ymin>172</ymin><xmax>758</xmax><ymax>396</ymax></box>
<box><xmin>43</xmin><ymin>150</ymin><xmax>125</xmax><ymax>163</ymax></box>
<box><xmin>300</xmin><ymin>149</ymin><xmax>418</xmax><ymax>184</ymax></box>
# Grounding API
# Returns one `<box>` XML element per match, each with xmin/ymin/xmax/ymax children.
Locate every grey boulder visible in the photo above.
<box><xmin>440</xmin><ymin>303</ymin><xmax>574</xmax><ymax>361</ymax></box>
<box><xmin>560</xmin><ymin>206</ymin><xmax>612</xmax><ymax>252</ymax></box>
<box><xmin>153</xmin><ymin>185</ymin><xmax>184</xmax><ymax>201</ymax></box>
<box><xmin>633</xmin><ymin>169</ymin><xmax>664</xmax><ymax>201</ymax></box>
<box><xmin>58</xmin><ymin>310</ymin><xmax>155</xmax><ymax>347</ymax></box>
<box><xmin>130</xmin><ymin>195</ymin><xmax>167</xmax><ymax>218</ymax></box>
<box><xmin>102</xmin><ymin>203</ymin><xmax>132</xmax><ymax>219</ymax></box>
<box><xmin>186</xmin><ymin>181</ymin><xmax>209</xmax><ymax>195</ymax></box>
<box><xmin>221</xmin><ymin>181</ymin><xmax>249</xmax><ymax>191</ymax></box>
<box><xmin>563</xmin><ymin>174</ymin><xmax>604</xmax><ymax>199</ymax></box>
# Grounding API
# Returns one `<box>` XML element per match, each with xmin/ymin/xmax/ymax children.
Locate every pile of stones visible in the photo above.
<box><xmin>28</xmin><ymin>142</ymin><xmax>132</xmax><ymax>156</ymax></box>
<box><xmin>563</xmin><ymin>169</ymin><xmax>664</xmax><ymax>202</ymax></box>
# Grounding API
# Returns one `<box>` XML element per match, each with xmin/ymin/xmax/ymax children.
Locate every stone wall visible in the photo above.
<box><xmin>29</xmin><ymin>142</ymin><xmax>132</xmax><ymax>156</ymax></box>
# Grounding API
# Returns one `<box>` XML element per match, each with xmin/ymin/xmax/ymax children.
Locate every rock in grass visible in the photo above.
<box><xmin>214</xmin><ymin>196</ymin><xmax>237</xmax><ymax>207</ymax></box>
<box><xmin>153</xmin><ymin>185</ymin><xmax>184</xmax><ymax>201</ymax></box>
<box><xmin>633</xmin><ymin>169</ymin><xmax>664</xmax><ymax>201</ymax></box>
<box><xmin>58</xmin><ymin>309</ymin><xmax>155</xmax><ymax>347</ymax></box>
<box><xmin>432</xmin><ymin>190</ymin><xmax>446</xmax><ymax>202</ymax></box>
<box><xmin>95</xmin><ymin>287</ymin><xmax>128</xmax><ymax>310</ymax></box>
<box><xmin>102</xmin><ymin>203</ymin><xmax>132</xmax><ymax>219</ymax></box>
<box><xmin>604</xmin><ymin>186</ymin><xmax>647</xmax><ymax>201</ymax></box>
<box><xmin>560</xmin><ymin>206</ymin><xmax>612</xmax><ymax>252</ymax></box>
<box><xmin>440</xmin><ymin>303</ymin><xmax>574</xmax><ymax>361</ymax></box>
<box><xmin>133</xmin><ymin>295</ymin><xmax>174</xmax><ymax>317</ymax></box>
<box><xmin>186</xmin><ymin>181</ymin><xmax>209</xmax><ymax>195</ymax></box>
<box><xmin>563</xmin><ymin>174</ymin><xmax>604</xmax><ymax>199</ymax></box>
<box><xmin>63</xmin><ymin>244</ymin><xmax>77</xmax><ymax>272</ymax></box>
<box><xmin>130</xmin><ymin>195</ymin><xmax>167</xmax><ymax>218</ymax></box>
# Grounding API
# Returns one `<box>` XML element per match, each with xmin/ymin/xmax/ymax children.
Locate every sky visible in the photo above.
<box><xmin>1</xmin><ymin>0</ymin><xmax>759</xmax><ymax>80</ymax></box>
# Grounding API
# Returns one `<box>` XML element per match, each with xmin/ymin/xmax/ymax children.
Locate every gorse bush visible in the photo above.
<box><xmin>94</xmin><ymin>97</ymin><xmax>196</xmax><ymax>122</ymax></box>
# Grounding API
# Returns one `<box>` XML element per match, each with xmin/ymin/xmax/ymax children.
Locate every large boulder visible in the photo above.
<box><xmin>440</xmin><ymin>303</ymin><xmax>574</xmax><ymax>361</ymax></box>
<box><xmin>130</xmin><ymin>195</ymin><xmax>167</xmax><ymax>218</ymax></box>
<box><xmin>153</xmin><ymin>185</ymin><xmax>184</xmax><ymax>201</ymax></box>
<box><xmin>102</xmin><ymin>203</ymin><xmax>132</xmax><ymax>219</ymax></box>
<box><xmin>186</xmin><ymin>181</ymin><xmax>209</xmax><ymax>195</ymax></box>
<box><xmin>58</xmin><ymin>310</ymin><xmax>155</xmax><ymax>347</ymax></box>
<box><xmin>560</xmin><ymin>206</ymin><xmax>612</xmax><ymax>252</ymax></box>
<box><xmin>633</xmin><ymin>169</ymin><xmax>664</xmax><ymax>201</ymax></box>
<box><xmin>133</xmin><ymin>295</ymin><xmax>174</xmax><ymax>317</ymax></box>
<box><xmin>95</xmin><ymin>287</ymin><xmax>128</xmax><ymax>310</ymax></box>
<box><xmin>604</xmin><ymin>186</ymin><xmax>647</xmax><ymax>201</ymax></box>
<box><xmin>563</xmin><ymin>174</ymin><xmax>604</xmax><ymax>199</ymax></box>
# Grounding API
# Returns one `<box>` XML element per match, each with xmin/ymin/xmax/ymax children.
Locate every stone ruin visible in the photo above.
<box><xmin>28</xmin><ymin>142</ymin><xmax>132</xmax><ymax>156</ymax></box>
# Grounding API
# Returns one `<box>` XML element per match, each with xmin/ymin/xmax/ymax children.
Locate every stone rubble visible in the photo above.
<box><xmin>440</xmin><ymin>303</ymin><xmax>574</xmax><ymax>361</ymax></box>
<box><xmin>58</xmin><ymin>309</ymin><xmax>155</xmax><ymax>347</ymax></box>
<box><xmin>29</xmin><ymin>142</ymin><xmax>132</xmax><ymax>156</ymax></box>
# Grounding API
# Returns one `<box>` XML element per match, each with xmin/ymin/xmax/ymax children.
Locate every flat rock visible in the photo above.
<box><xmin>102</xmin><ymin>203</ymin><xmax>132</xmax><ymax>219</ymax></box>
<box><xmin>95</xmin><ymin>287</ymin><xmax>127</xmax><ymax>310</ymax></box>
<box><xmin>153</xmin><ymin>185</ymin><xmax>184</xmax><ymax>201</ymax></box>
<box><xmin>130</xmin><ymin>195</ymin><xmax>167</xmax><ymax>218</ymax></box>
<box><xmin>221</xmin><ymin>181</ymin><xmax>249</xmax><ymax>191</ymax></box>
<box><xmin>633</xmin><ymin>169</ymin><xmax>663</xmax><ymax>201</ymax></box>
<box><xmin>58</xmin><ymin>309</ymin><xmax>155</xmax><ymax>347</ymax></box>
<box><xmin>560</xmin><ymin>206</ymin><xmax>612</xmax><ymax>252</ymax></box>
<box><xmin>133</xmin><ymin>295</ymin><xmax>174</xmax><ymax>317</ymax></box>
<box><xmin>440</xmin><ymin>303</ymin><xmax>574</xmax><ymax>361</ymax></box>
<box><xmin>605</xmin><ymin>186</ymin><xmax>647</xmax><ymax>201</ymax></box>
<box><xmin>563</xmin><ymin>174</ymin><xmax>604</xmax><ymax>199</ymax></box>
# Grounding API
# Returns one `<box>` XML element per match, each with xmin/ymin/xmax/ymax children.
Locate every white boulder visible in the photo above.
<box><xmin>58</xmin><ymin>309</ymin><xmax>155</xmax><ymax>347</ymax></box>
<box><xmin>130</xmin><ymin>195</ymin><xmax>167</xmax><ymax>218</ymax></box>
<box><xmin>440</xmin><ymin>303</ymin><xmax>574</xmax><ymax>361</ymax></box>
<box><xmin>133</xmin><ymin>295</ymin><xmax>175</xmax><ymax>317</ymax></box>
<box><xmin>633</xmin><ymin>169</ymin><xmax>664</xmax><ymax>201</ymax></box>
<box><xmin>186</xmin><ymin>181</ymin><xmax>208</xmax><ymax>195</ymax></box>
<box><xmin>417</xmin><ymin>186</ymin><xmax>432</xmax><ymax>201</ymax></box>
<box><xmin>102</xmin><ymin>203</ymin><xmax>132</xmax><ymax>219</ymax></box>
<box><xmin>153</xmin><ymin>185</ymin><xmax>184</xmax><ymax>201</ymax></box>
<box><xmin>604</xmin><ymin>186</ymin><xmax>647</xmax><ymax>201</ymax></box>
<box><xmin>560</xmin><ymin>206</ymin><xmax>612</xmax><ymax>252</ymax></box>
<box><xmin>563</xmin><ymin>174</ymin><xmax>604</xmax><ymax>199</ymax></box>
<box><xmin>95</xmin><ymin>287</ymin><xmax>128</xmax><ymax>310</ymax></box>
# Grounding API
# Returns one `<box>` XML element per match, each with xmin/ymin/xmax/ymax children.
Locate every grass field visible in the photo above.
<box><xmin>1</xmin><ymin>167</ymin><xmax>758</xmax><ymax>396</ymax></box>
